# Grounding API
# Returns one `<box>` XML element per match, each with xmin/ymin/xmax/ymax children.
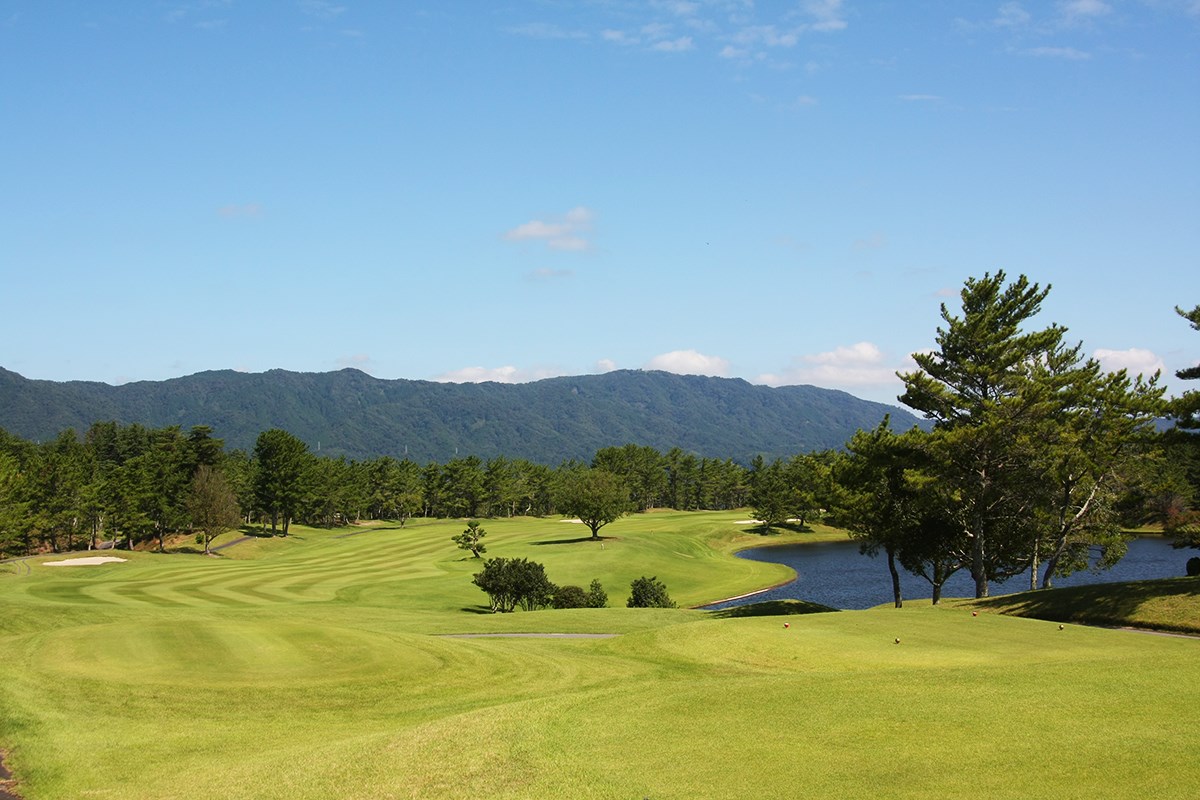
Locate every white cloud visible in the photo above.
<box><xmin>652</xmin><ymin>36</ymin><xmax>694</xmax><ymax>52</ymax></box>
<box><xmin>759</xmin><ymin>342</ymin><xmax>914</xmax><ymax>393</ymax></box>
<box><xmin>601</xmin><ymin>28</ymin><xmax>635</xmax><ymax>44</ymax></box>
<box><xmin>803</xmin><ymin>0</ymin><xmax>848</xmax><ymax>32</ymax></box>
<box><xmin>994</xmin><ymin>2</ymin><xmax>1032</xmax><ymax>28</ymax></box>
<box><xmin>1061</xmin><ymin>0</ymin><xmax>1112</xmax><ymax>22</ymax></box>
<box><xmin>433</xmin><ymin>365</ymin><xmax>565</xmax><ymax>384</ymax></box>
<box><xmin>1094</xmin><ymin>348</ymin><xmax>1164</xmax><ymax>377</ymax></box>
<box><xmin>644</xmin><ymin>349</ymin><xmax>730</xmax><ymax>377</ymax></box>
<box><xmin>504</xmin><ymin>207</ymin><xmax>595</xmax><ymax>252</ymax></box>
<box><xmin>732</xmin><ymin>25</ymin><xmax>800</xmax><ymax>47</ymax></box>
<box><xmin>595</xmin><ymin>358</ymin><xmax>618</xmax><ymax>373</ymax></box>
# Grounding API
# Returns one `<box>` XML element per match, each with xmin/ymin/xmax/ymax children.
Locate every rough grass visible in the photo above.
<box><xmin>0</xmin><ymin>511</ymin><xmax>1196</xmax><ymax>799</ymax></box>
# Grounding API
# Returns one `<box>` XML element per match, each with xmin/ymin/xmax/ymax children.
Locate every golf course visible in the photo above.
<box><xmin>1</xmin><ymin>511</ymin><xmax>1197</xmax><ymax>799</ymax></box>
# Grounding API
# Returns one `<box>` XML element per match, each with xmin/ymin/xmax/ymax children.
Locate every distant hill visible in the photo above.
<box><xmin>0</xmin><ymin>367</ymin><xmax>925</xmax><ymax>464</ymax></box>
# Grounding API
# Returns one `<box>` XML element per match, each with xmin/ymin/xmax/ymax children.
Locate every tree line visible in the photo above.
<box><xmin>2</xmin><ymin>274</ymin><xmax>1196</xmax><ymax>607</ymax></box>
<box><xmin>0</xmin><ymin>421</ymin><xmax>819</xmax><ymax>557</ymax></box>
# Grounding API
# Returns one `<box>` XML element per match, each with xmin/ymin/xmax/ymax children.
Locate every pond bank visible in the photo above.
<box><xmin>0</xmin><ymin>750</ymin><xmax>23</xmax><ymax>800</ymax></box>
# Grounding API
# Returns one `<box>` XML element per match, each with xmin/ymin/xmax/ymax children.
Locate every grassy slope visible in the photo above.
<box><xmin>1</xmin><ymin>512</ymin><xmax>1197</xmax><ymax>799</ymax></box>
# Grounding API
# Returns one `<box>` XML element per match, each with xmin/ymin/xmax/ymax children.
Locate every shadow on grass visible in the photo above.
<box><xmin>531</xmin><ymin>536</ymin><xmax>611</xmax><ymax>546</ymax></box>
<box><xmin>972</xmin><ymin>576</ymin><xmax>1200</xmax><ymax>634</ymax></box>
<box><xmin>708</xmin><ymin>599</ymin><xmax>838</xmax><ymax>618</ymax></box>
<box><xmin>748</xmin><ymin>522</ymin><xmax>813</xmax><ymax>536</ymax></box>
<box><xmin>460</xmin><ymin>606</ymin><xmax>498</xmax><ymax>615</ymax></box>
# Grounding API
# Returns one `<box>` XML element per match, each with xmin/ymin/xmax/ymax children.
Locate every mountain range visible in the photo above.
<box><xmin>0</xmin><ymin>367</ymin><xmax>925</xmax><ymax>464</ymax></box>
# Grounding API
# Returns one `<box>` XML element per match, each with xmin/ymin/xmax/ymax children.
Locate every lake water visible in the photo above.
<box><xmin>704</xmin><ymin>536</ymin><xmax>1191</xmax><ymax>611</ymax></box>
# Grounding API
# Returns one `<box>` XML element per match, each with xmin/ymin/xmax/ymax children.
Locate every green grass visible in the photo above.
<box><xmin>1</xmin><ymin>511</ymin><xmax>1197</xmax><ymax>799</ymax></box>
<box><xmin>967</xmin><ymin>575</ymin><xmax>1200</xmax><ymax>634</ymax></box>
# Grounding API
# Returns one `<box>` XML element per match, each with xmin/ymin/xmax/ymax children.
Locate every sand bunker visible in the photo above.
<box><xmin>43</xmin><ymin>556</ymin><xmax>128</xmax><ymax>567</ymax></box>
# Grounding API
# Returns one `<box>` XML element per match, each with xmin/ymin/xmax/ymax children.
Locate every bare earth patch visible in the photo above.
<box><xmin>42</xmin><ymin>556</ymin><xmax>128</xmax><ymax>567</ymax></box>
<box><xmin>0</xmin><ymin>750</ymin><xmax>22</xmax><ymax>800</ymax></box>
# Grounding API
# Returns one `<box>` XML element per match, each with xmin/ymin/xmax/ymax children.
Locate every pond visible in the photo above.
<box><xmin>703</xmin><ymin>535</ymin><xmax>1191</xmax><ymax>611</ymax></box>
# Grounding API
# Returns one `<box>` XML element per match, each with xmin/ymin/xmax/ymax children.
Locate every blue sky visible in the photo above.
<box><xmin>2</xmin><ymin>1</ymin><xmax>1197</xmax><ymax>406</ymax></box>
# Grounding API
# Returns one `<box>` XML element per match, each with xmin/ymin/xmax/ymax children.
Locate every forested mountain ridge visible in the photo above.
<box><xmin>0</xmin><ymin>366</ymin><xmax>923</xmax><ymax>463</ymax></box>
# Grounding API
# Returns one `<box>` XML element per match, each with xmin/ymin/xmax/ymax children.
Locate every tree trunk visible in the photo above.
<box><xmin>887</xmin><ymin>545</ymin><xmax>902</xmax><ymax>608</ymax></box>
<box><xmin>1029</xmin><ymin>536</ymin><xmax>1040</xmax><ymax>591</ymax></box>
<box><xmin>1041</xmin><ymin>557</ymin><xmax>1058</xmax><ymax>590</ymax></box>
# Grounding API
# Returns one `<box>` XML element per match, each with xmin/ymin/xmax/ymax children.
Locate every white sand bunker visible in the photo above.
<box><xmin>559</xmin><ymin>518</ymin><xmax>586</xmax><ymax>523</ymax></box>
<box><xmin>43</xmin><ymin>556</ymin><xmax>128</xmax><ymax>567</ymax></box>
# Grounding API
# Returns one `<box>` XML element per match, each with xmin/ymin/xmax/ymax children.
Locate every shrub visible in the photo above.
<box><xmin>472</xmin><ymin>557</ymin><xmax>555</xmax><ymax>612</ymax></box>
<box><xmin>553</xmin><ymin>585</ymin><xmax>589</xmax><ymax>609</ymax></box>
<box><xmin>627</xmin><ymin>575</ymin><xmax>676</xmax><ymax>608</ymax></box>
<box><xmin>452</xmin><ymin>521</ymin><xmax>487</xmax><ymax>558</ymax></box>
<box><xmin>1186</xmin><ymin>557</ymin><xmax>1200</xmax><ymax>577</ymax></box>
<box><xmin>586</xmin><ymin>578</ymin><xmax>608</xmax><ymax>608</ymax></box>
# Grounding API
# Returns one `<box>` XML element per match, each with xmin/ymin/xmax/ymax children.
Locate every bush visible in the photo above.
<box><xmin>472</xmin><ymin>557</ymin><xmax>556</xmax><ymax>612</ymax></box>
<box><xmin>627</xmin><ymin>575</ymin><xmax>676</xmax><ymax>608</ymax></box>
<box><xmin>553</xmin><ymin>585</ymin><xmax>589</xmax><ymax>609</ymax></box>
<box><xmin>586</xmin><ymin>578</ymin><xmax>608</xmax><ymax>608</ymax></box>
<box><xmin>1187</xmin><ymin>557</ymin><xmax>1200</xmax><ymax>577</ymax></box>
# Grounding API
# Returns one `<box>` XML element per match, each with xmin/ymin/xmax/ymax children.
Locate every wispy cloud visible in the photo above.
<box><xmin>299</xmin><ymin>0</ymin><xmax>346</xmax><ymax>20</ymax></box>
<box><xmin>853</xmin><ymin>232</ymin><xmax>887</xmax><ymax>251</ymax></box>
<box><xmin>506</xmin><ymin>22</ymin><xmax>587</xmax><ymax>40</ymax></box>
<box><xmin>644</xmin><ymin>349</ymin><xmax>730</xmax><ymax>377</ymax></box>
<box><xmin>994</xmin><ymin>2</ymin><xmax>1032</xmax><ymax>28</ymax></box>
<box><xmin>800</xmin><ymin>0</ymin><xmax>849</xmax><ymax>32</ymax></box>
<box><xmin>595</xmin><ymin>358</ymin><xmax>618</xmax><ymax>373</ymax></box>
<box><xmin>433</xmin><ymin>365</ymin><xmax>565</xmax><ymax>384</ymax></box>
<box><xmin>1060</xmin><ymin>0</ymin><xmax>1112</xmax><ymax>24</ymax></box>
<box><xmin>652</xmin><ymin>36</ymin><xmax>694</xmax><ymax>52</ymax></box>
<box><xmin>335</xmin><ymin>354</ymin><xmax>373</xmax><ymax>371</ymax></box>
<box><xmin>504</xmin><ymin>207</ymin><xmax>595</xmax><ymax>252</ymax></box>
<box><xmin>1025</xmin><ymin>45</ymin><xmax>1091</xmax><ymax>59</ymax></box>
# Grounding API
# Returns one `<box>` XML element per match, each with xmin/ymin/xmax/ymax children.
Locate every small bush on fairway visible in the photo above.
<box><xmin>627</xmin><ymin>575</ymin><xmax>676</xmax><ymax>608</ymax></box>
<box><xmin>553</xmin><ymin>585</ymin><xmax>589</xmax><ymax>608</ymax></box>
<box><xmin>472</xmin><ymin>557</ymin><xmax>555</xmax><ymax>612</ymax></box>
<box><xmin>551</xmin><ymin>579</ymin><xmax>607</xmax><ymax>608</ymax></box>
<box><xmin>586</xmin><ymin>578</ymin><xmax>607</xmax><ymax>608</ymax></box>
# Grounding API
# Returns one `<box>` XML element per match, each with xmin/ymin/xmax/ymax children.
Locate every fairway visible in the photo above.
<box><xmin>1</xmin><ymin>513</ymin><xmax>1197</xmax><ymax>799</ymax></box>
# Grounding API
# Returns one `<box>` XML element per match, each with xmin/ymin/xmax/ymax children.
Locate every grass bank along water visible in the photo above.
<box><xmin>0</xmin><ymin>512</ymin><xmax>1196</xmax><ymax>799</ymax></box>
